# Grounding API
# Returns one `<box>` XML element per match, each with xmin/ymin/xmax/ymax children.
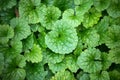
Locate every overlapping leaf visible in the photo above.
<box><xmin>45</xmin><ymin>20</ymin><xmax>78</xmax><ymax>54</ymax></box>
<box><xmin>10</xmin><ymin>18</ymin><xmax>31</xmax><ymax>40</ymax></box>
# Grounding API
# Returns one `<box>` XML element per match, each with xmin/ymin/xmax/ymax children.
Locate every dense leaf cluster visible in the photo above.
<box><xmin>0</xmin><ymin>0</ymin><xmax>120</xmax><ymax>80</ymax></box>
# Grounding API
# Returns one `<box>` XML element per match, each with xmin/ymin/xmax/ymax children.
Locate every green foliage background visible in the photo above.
<box><xmin>0</xmin><ymin>0</ymin><xmax>120</xmax><ymax>80</ymax></box>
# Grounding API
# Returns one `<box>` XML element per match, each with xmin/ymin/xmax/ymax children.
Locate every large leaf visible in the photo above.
<box><xmin>45</xmin><ymin>20</ymin><xmax>78</xmax><ymax>54</ymax></box>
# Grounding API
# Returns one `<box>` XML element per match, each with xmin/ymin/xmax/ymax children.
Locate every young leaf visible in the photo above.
<box><xmin>10</xmin><ymin>18</ymin><xmax>31</xmax><ymax>40</ymax></box>
<box><xmin>77</xmin><ymin>48</ymin><xmax>102</xmax><ymax>73</ymax></box>
<box><xmin>25</xmin><ymin>44</ymin><xmax>42</xmax><ymax>63</ymax></box>
<box><xmin>45</xmin><ymin>20</ymin><xmax>78</xmax><ymax>54</ymax></box>
<box><xmin>82</xmin><ymin>7</ymin><xmax>102</xmax><ymax>28</ymax></box>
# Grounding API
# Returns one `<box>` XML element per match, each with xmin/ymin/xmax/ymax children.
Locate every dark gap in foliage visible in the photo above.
<box><xmin>20</xmin><ymin>52</ymin><xmax>24</xmax><ymax>55</ymax></box>
<box><xmin>102</xmin><ymin>10</ymin><xmax>109</xmax><ymax>16</ymax></box>
<box><xmin>74</xmin><ymin>69</ymin><xmax>82</xmax><ymax>78</ymax></box>
<box><xmin>109</xmin><ymin>63</ymin><xmax>120</xmax><ymax>71</ymax></box>
<box><xmin>34</xmin><ymin>31</ymin><xmax>40</xmax><ymax>38</ymax></box>
<box><xmin>96</xmin><ymin>44</ymin><xmax>110</xmax><ymax>53</ymax></box>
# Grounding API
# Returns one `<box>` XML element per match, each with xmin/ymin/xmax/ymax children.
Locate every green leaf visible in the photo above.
<box><xmin>101</xmin><ymin>53</ymin><xmax>111</xmax><ymax>70</ymax></box>
<box><xmin>77</xmin><ymin>71</ymin><xmax>90</xmax><ymax>80</ymax></box>
<box><xmin>10</xmin><ymin>18</ymin><xmax>31</xmax><ymax>40</ymax></box>
<box><xmin>77</xmin><ymin>48</ymin><xmax>102</xmax><ymax>73</ymax></box>
<box><xmin>82</xmin><ymin>7</ymin><xmax>102</xmax><ymax>28</ymax></box>
<box><xmin>53</xmin><ymin>0</ymin><xmax>73</xmax><ymax>11</ymax></box>
<box><xmin>40</xmin><ymin>6</ymin><xmax>61</xmax><ymax>30</ymax></box>
<box><xmin>0</xmin><ymin>24</ymin><xmax>14</xmax><ymax>44</ymax></box>
<box><xmin>64</xmin><ymin>55</ymin><xmax>79</xmax><ymax>72</ymax></box>
<box><xmin>50</xmin><ymin>70</ymin><xmax>76</xmax><ymax>80</ymax></box>
<box><xmin>109</xmin><ymin>70</ymin><xmax>120</xmax><ymax>80</ymax></box>
<box><xmin>0</xmin><ymin>0</ymin><xmax>16</xmax><ymax>10</ymax></box>
<box><xmin>26</xmin><ymin>63</ymin><xmax>47</xmax><ymax>80</ymax></box>
<box><xmin>105</xmin><ymin>25</ymin><xmax>120</xmax><ymax>48</ymax></box>
<box><xmin>25</xmin><ymin>44</ymin><xmax>42</xmax><ymax>63</ymax></box>
<box><xmin>45</xmin><ymin>20</ymin><xmax>78</xmax><ymax>54</ymax></box>
<box><xmin>2</xmin><ymin>68</ymin><xmax>26</xmax><ymax>80</ymax></box>
<box><xmin>62</xmin><ymin>9</ymin><xmax>84</xmax><ymax>27</ymax></box>
<box><xmin>75</xmin><ymin>0</ymin><xmax>93</xmax><ymax>15</ymax></box>
<box><xmin>95</xmin><ymin>16</ymin><xmax>110</xmax><ymax>44</ymax></box>
<box><xmin>81</xmin><ymin>29</ymin><xmax>100</xmax><ymax>47</ymax></box>
<box><xmin>0</xmin><ymin>52</ymin><xmax>4</xmax><ymax>75</ymax></box>
<box><xmin>108</xmin><ymin>47</ymin><xmax>120</xmax><ymax>64</ymax></box>
<box><xmin>48</xmin><ymin>61</ymin><xmax>67</xmax><ymax>73</ymax></box>
<box><xmin>22</xmin><ymin>34</ymin><xmax>34</xmax><ymax>51</ymax></box>
<box><xmin>19</xmin><ymin>0</ymin><xmax>46</xmax><ymax>24</ymax></box>
<box><xmin>43</xmin><ymin>50</ymin><xmax>64</xmax><ymax>64</ymax></box>
<box><xmin>93</xmin><ymin>0</ymin><xmax>110</xmax><ymax>11</ymax></box>
<box><xmin>90</xmin><ymin>71</ymin><xmax>110</xmax><ymax>80</ymax></box>
<box><xmin>107</xmin><ymin>0</ymin><xmax>120</xmax><ymax>18</ymax></box>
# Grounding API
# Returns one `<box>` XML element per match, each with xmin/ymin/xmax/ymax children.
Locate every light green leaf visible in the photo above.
<box><xmin>26</xmin><ymin>63</ymin><xmax>47</xmax><ymax>80</ymax></box>
<box><xmin>40</xmin><ymin>6</ymin><xmax>61</xmax><ymax>30</ymax></box>
<box><xmin>0</xmin><ymin>24</ymin><xmax>14</xmax><ymax>44</ymax></box>
<box><xmin>50</xmin><ymin>70</ymin><xmax>76</xmax><ymax>80</ymax></box>
<box><xmin>90</xmin><ymin>71</ymin><xmax>110</xmax><ymax>80</ymax></box>
<box><xmin>77</xmin><ymin>71</ymin><xmax>90</xmax><ymax>80</ymax></box>
<box><xmin>107</xmin><ymin>0</ymin><xmax>120</xmax><ymax>18</ymax></box>
<box><xmin>82</xmin><ymin>7</ymin><xmax>102</xmax><ymax>28</ymax></box>
<box><xmin>10</xmin><ymin>18</ymin><xmax>31</xmax><ymax>40</ymax></box>
<box><xmin>25</xmin><ymin>44</ymin><xmax>42</xmax><ymax>63</ymax></box>
<box><xmin>0</xmin><ymin>0</ymin><xmax>16</xmax><ymax>10</ymax></box>
<box><xmin>77</xmin><ymin>48</ymin><xmax>102</xmax><ymax>73</ymax></box>
<box><xmin>62</xmin><ymin>9</ymin><xmax>84</xmax><ymax>27</ymax></box>
<box><xmin>93</xmin><ymin>0</ymin><xmax>110</xmax><ymax>11</ymax></box>
<box><xmin>45</xmin><ymin>20</ymin><xmax>78</xmax><ymax>54</ymax></box>
<box><xmin>19</xmin><ymin>0</ymin><xmax>46</xmax><ymax>24</ymax></box>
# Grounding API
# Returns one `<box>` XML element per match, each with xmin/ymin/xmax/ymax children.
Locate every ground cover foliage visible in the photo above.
<box><xmin>0</xmin><ymin>0</ymin><xmax>120</xmax><ymax>80</ymax></box>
